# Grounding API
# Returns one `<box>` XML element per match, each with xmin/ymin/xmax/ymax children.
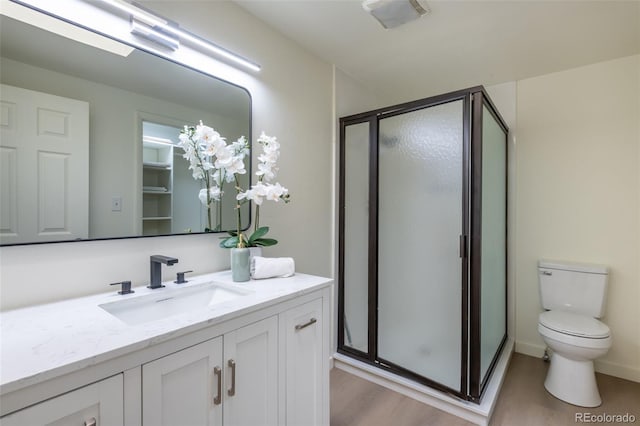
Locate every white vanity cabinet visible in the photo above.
<box><xmin>0</xmin><ymin>374</ymin><xmax>123</xmax><ymax>426</ymax></box>
<box><xmin>142</xmin><ymin>316</ymin><xmax>278</xmax><ymax>426</ymax></box>
<box><xmin>0</xmin><ymin>273</ymin><xmax>331</xmax><ymax>426</ymax></box>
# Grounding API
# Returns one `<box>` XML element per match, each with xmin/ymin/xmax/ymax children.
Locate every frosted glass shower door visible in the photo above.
<box><xmin>377</xmin><ymin>101</ymin><xmax>464</xmax><ymax>391</ymax></box>
<box><xmin>341</xmin><ymin>122</ymin><xmax>370</xmax><ymax>353</ymax></box>
<box><xmin>479</xmin><ymin>105</ymin><xmax>507</xmax><ymax>382</ymax></box>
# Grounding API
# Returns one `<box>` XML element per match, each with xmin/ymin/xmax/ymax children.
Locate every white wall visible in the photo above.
<box><xmin>335</xmin><ymin>68</ymin><xmax>388</xmax><ymax>117</ymax></box>
<box><xmin>0</xmin><ymin>1</ymin><xmax>334</xmax><ymax>310</ymax></box>
<box><xmin>514</xmin><ymin>54</ymin><xmax>640</xmax><ymax>382</ymax></box>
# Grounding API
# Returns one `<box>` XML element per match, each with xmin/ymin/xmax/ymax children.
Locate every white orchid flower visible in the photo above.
<box><xmin>192</xmin><ymin>168</ymin><xmax>204</xmax><ymax>180</ymax></box>
<box><xmin>252</xmin><ymin>182</ymin><xmax>269</xmax><ymax>196</ymax></box>
<box><xmin>214</xmin><ymin>145</ymin><xmax>233</xmax><ymax>168</ymax></box>
<box><xmin>178</xmin><ymin>132</ymin><xmax>190</xmax><ymax>145</ymax></box>
<box><xmin>226</xmin><ymin>156</ymin><xmax>246</xmax><ymax>175</ymax></box>
<box><xmin>256</xmin><ymin>162</ymin><xmax>276</xmax><ymax>181</ymax></box>
<box><xmin>209</xmin><ymin>186</ymin><xmax>222</xmax><ymax>201</ymax></box>
<box><xmin>231</xmin><ymin>136</ymin><xmax>250</xmax><ymax>157</ymax></box>
<box><xmin>194</xmin><ymin>122</ymin><xmax>224</xmax><ymax>145</ymax></box>
<box><xmin>198</xmin><ymin>186</ymin><xmax>223</xmax><ymax>206</ymax></box>
<box><xmin>265</xmin><ymin>182</ymin><xmax>288</xmax><ymax>202</ymax></box>
<box><xmin>257</xmin><ymin>131</ymin><xmax>277</xmax><ymax>146</ymax></box>
<box><xmin>203</xmin><ymin>142</ymin><xmax>218</xmax><ymax>157</ymax></box>
<box><xmin>258</xmin><ymin>150</ymin><xmax>279</xmax><ymax>164</ymax></box>
<box><xmin>263</xmin><ymin>141</ymin><xmax>280</xmax><ymax>154</ymax></box>
<box><xmin>237</xmin><ymin>188</ymin><xmax>264</xmax><ymax>205</ymax></box>
<box><xmin>198</xmin><ymin>188</ymin><xmax>209</xmax><ymax>206</ymax></box>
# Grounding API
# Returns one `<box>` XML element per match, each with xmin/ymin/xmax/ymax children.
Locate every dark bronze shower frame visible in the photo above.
<box><xmin>337</xmin><ymin>86</ymin><xmax>508</xmax><ymax>402</ymax></box>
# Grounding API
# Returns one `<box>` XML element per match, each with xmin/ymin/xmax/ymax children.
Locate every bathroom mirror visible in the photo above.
<box><xmin>0</xmin><ymin>13</ymin><xmax>251</xmax><ymax>245</ymax></box>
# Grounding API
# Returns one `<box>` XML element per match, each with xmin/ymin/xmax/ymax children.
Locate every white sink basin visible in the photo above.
<box><xmin>99</xmin><ymin>281</ymin><xmax>251</xmax><ymax>325</ymax></box>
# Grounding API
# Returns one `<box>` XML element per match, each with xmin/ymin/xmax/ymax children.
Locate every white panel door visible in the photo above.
<box><xmin>282</xmin><ymin>298</ymin><xmax>324</xmax><ymax>426</ymax></box>
<box><xmin>0</xmin><ymin>84</ymin><xmax>89</xmax><ymax>244</ymax></box>
<box><xmin>142</xmin><ymin>336</ymin><xmax>223</xmax><ymax>426</ymax></box>
<box><xmin>1</xmin><ymin>374</ymin><xmax>123</xmax><ymax>426</ymax></box>
<box><xmin>223</xmin><ymin>316</ymin><xmax>278</xmax><ymax>426</ymax></box>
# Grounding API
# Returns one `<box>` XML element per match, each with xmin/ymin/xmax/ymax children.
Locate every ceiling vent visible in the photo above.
<box><xmin>362</xmin><ymin>0</ymin><xmax>430</xmax><ymax>29</ymax></box>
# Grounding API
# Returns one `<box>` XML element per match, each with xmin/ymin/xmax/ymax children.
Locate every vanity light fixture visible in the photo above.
<box><xmin>130</xmin><ymin>18</ymin><xmax>179</xmax><ymax>51</ymax></box>
<box><xmin>362</xmin><ymin>0</ymin><xmax>430</xmax><ymax>29</ymax></box>
<box><xmin>95</xmin><ymin>0</ymin><xmax>261</xmax><ymax>72</ymax></box>
<box><xmin>2</xmin><ymin>0</ymin><xmax>134</xmax><ymax>57</ymax></box>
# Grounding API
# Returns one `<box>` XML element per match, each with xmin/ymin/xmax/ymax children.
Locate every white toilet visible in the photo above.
<box><xmin>537</xmin><ymin>260</ymin><xmax>612</xmax><ymax>407</ymax></box>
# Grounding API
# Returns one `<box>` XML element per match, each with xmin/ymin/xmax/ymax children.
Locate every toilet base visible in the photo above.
<box><xmin>544</xmin><ymin>352</ymin><xmax>602</xmax><ymax>407</ymax></box>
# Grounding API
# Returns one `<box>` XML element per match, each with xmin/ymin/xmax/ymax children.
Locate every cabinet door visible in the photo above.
<box><xmin>1</xmin><ymin>374</ymin><xmax>123</xmax><ymax>426</ymax></box>
<box><xmin>223</xmin><ymin>316</ymin><xmax>278</xmax><ymax>426</ymax></box>
<box><xmin>282</xmin><ymin>298</ymin><xmax>324</xmax><ymax>426</ymax></box>
<box><xmin>142</xmin><ymin>337</ymin><xmax>223</xmax><ymax>426</ymax></box>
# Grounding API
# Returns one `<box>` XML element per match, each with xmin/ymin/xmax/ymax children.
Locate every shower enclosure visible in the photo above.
<box><xmin>338</xmin><ymin>86</ymin><xmax>507</xmax><ymax>402</ymax></box>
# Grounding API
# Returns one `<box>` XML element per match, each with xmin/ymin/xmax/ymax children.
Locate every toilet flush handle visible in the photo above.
<box><xmin>542</xmin><ymin>271</ymin><xmax>552</xmax><ymax>276</ymax></box>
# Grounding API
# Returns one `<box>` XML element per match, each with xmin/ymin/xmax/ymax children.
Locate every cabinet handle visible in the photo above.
<box><xmin>213</xmin><ymin>366</ymin><xmax>222</xmax><ymax>405</ymax></box>
<box><xmin>295</xmin><ymin>317</ymin><xmax>317</xmax><ymax>331</ymax></box>
<box><xmin>84</xmin><ymin>418</ymin><xmax>97</xmax><ymax>426</ymax></box>
<box><xmin>227</xmin><ymin>359</ymin><xmax>236</xmax><ymax>397</ymax></box>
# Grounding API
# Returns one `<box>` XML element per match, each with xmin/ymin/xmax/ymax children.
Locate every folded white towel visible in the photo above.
<box><xmin>250</xmin><ymin>256</ymin><xmax>295</xmax><ymax>279</ymax></box>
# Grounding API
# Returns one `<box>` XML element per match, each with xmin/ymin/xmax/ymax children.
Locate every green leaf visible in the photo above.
<box><xmin>253</xmin><ymin>238</ymin><xmax>278</xmax><ymax>247</ymax></box>
<box><xmin>219</xmin><ymin>236</ymin><xmax>239</xmax><ymax>248</ymax></box>
<box><xmin>249</xmin><ymin>226</ymin><xmax>269</xmax><ymax>243</ymax></box>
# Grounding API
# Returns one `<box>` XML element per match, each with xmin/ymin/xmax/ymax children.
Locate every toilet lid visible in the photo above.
<box><xmin>539</xmin><ymin>311</ymin><xmax>610</xmax><ymax>338</ymax></box>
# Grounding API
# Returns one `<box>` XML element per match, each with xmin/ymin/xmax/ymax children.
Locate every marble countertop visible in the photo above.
<box><xmin>0</xmin><ymin>271</ymin><xmax>332</xmax><ymax>395</ymax></box>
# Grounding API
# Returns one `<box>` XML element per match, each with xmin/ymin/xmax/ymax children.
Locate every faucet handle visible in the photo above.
<box><xmin>175</xmin><ymin>270</ymin><xmax>193</xmax><ymax>284</ymax></box>
<box><xmin>110</xmin><ymin>280</ymin><xmax>134</xmax><ymax>295</ymax></box>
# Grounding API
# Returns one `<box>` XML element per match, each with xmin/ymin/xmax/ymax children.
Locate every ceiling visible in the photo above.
<box><xmin>235</xmin><ymin>0</ymin><xmax>640</xmax><ymax>101</ymax></box>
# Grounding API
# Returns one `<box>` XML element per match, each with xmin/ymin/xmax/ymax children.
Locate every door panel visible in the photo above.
<box><xmin>0</xmin><ymin>84</ymin><xmax>89</xmax><ymax>244</ymax></box>
<box><xmin>377</xmin><ymin>100</ymin><xmax>465</xmax><ymax>392</ymax></box>
<box><xmin>342</xmin><ymin>121</ymin><xmax>370</xmax><ymax>353</ymax></box>
<box><xmin>479</xmin><ymin>104</ymin><xmax>507</xmax><ymax>385</ymax></box>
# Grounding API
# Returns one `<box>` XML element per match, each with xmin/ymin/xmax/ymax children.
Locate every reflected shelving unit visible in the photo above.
<box><xmin>142</xmin><ymin>136</ymin><xmax>173</xmax><ymax>236</ymax></box>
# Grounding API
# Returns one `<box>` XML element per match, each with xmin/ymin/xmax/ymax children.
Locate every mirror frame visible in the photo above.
<box><xmin>0</xmin><ymin>3</ymin><xmax>253</xmax><ymax>246</ymax></box>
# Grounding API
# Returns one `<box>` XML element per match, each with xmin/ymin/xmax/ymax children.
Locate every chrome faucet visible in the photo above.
<box><xmin>149</xmin><ymin>255</ymin><xmax>179</xmax><ymax>289</ymax></box>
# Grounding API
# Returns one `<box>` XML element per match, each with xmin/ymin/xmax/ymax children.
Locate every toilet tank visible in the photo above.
<box><xmin>538</xmin><ymin>260</ymin><xmax>609</xmax><ymax>318</ymax></box>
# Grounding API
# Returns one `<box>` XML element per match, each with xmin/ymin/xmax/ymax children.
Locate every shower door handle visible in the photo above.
<box><xmin>459</xmin><ymin>235</ymin><xmax>467</xmax><ymax>258</ymax></box>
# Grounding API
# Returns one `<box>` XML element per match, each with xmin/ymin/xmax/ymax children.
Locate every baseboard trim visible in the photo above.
<box><xmin>333</xmin><ymin>339</ymin><xmax>514</xmax><ymax>426</ymax></box>
<box><xmin>515</xmin><ymin>340</ymin><xmax>640</xmax><ymax>383</ymax></box>
<box><xmin>515</xmin><ymin>341</ymin><xmax>545</xmax><ymax>358</ymax></box>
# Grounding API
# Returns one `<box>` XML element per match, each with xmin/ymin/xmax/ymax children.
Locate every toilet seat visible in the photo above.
<box><xmin>538</xmin><ymin>311</ymin><xmax>611</xmax><ymax>350</ymax></box>
<box><xmin>539</xmin><ymin>311</ymin><xmax>610</xmax><ymax>338</ymax></box>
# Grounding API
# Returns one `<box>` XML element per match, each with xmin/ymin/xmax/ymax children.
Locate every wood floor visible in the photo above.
<box><xmin>330</xmin><ymin>353</ymin><xmax>640</xmax><ymax>426</ymax></box>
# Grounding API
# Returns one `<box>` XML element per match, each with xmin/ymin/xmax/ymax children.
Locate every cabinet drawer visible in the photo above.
<box><xmin>1</xmin><ymin>374</ymin><xmax>123</xmax><ymax>426</ymax></box>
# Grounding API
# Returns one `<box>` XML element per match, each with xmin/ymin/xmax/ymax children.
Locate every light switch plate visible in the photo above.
<box><xmin>111</xmin><ymin>197</ymin><xmax>122</xmax><ymax>212</ymax></box>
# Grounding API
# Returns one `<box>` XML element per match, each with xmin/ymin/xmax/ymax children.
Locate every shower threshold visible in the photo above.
<box><xmin>332</xmin><ymin>338</ymin><xmax>514</xmax><ymax>426</ymax></box>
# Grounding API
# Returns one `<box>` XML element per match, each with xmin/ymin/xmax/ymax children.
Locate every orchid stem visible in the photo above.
<box><xmin>234</xmin><ymin>176</ymin><xmax>242</xmax><ymax>240</ymax></box>
<box><xmin>255</xmin><ymin>205</ymin><xmax>260</xmax><ymax>233</ymax></box>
